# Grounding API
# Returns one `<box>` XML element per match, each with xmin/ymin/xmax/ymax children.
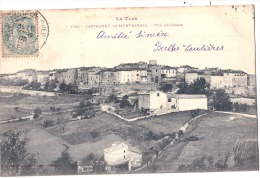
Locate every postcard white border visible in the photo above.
<box><xmin>0</xmin><ymin>1</ymin><xmax>259</xmax><ymax>178</ymax></box>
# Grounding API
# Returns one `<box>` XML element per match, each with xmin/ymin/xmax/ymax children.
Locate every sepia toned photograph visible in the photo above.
<box><xmin>0</xmin><ymin>3</ymin><xmax>258</xmax><ymax>177</ymax></box>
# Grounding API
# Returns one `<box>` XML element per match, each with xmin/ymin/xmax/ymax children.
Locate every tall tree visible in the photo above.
<box><xmin>212</xmin><ymin>89</ymin><xmax>233</xmax><ymax>111</ymax></box>
<box><xmin>52</xmin><ymin>149</ymin><xmax>77</xmax><ymax>175</ymax></box>
<box><xmin>177</xmin><ymin>78</ymin><xmax>210</xmax><ymax>95</ymax></box>
<box><xmin>1</xmin><ymin>131</ymin><xmax>38</xmax><ymax>176</ymax></box>
<box><xmin>59</xmin><ymin>82</ymin><xmax>67</xmax><ymax>93</ymax></box>
<box><xmin>159</xmin><ymin>83</ymin><xmax>173</xmax><ymax>93</ymax></box>
<box><xmin>119</xmin><ymin>95</ymin><xmax>131</xmax><ymax>108</ymax></box>
<box><xmin>177</xmin><ymin>82</ymin><xmax>189</xmax><ymax>94</ymax></box>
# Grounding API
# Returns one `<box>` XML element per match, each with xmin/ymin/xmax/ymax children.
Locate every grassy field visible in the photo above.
<box><xmin>26</xmin><ymin>129</ymin><xmax>124</xmax><ymax>165</ymax></box>
<box><xmin>46</xmin><ymin>111</ymin><xmax>195</xmax><ymax>151</ymax></box>
<box><xmin>149</xmin><ymin>112</ymin><xmax>258</xmax><ymax>173</ymax></box>
<box><xmin>134</xmin><ymin>111</ymin><xmax>201</xmax><ymax>134</ymax></box>
<box><xmin>0</xmin><ymin>93</ymin><xmax>31</xmax><ymax>120</ymax></box>
<box><xmin>0</xmin><ymin>92</ymin><xmax>87</xmax><ymax>121</ymax></box>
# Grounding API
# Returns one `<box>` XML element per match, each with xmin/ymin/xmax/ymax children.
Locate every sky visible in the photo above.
<box><xmin>0</xmin><ymin>5</ymin><xmax>256</xmax><ymax>74</ymax></box>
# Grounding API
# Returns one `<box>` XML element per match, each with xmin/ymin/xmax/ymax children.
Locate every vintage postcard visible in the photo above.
<box><xmin>0</xmin><ymin>5</ymin><xmax>258</xmax><ymax>176</ymax></box>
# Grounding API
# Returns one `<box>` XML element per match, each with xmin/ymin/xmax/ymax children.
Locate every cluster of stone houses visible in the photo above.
<box><xmin>185</xmin><ymin>68</ymin><xmax>256</xmax><ymax>89</ymax></box>
<box><xmin>0</xmin><ymin>60</ymin><xmax>256</xmax><ymax>89</ymax></box>
<box><xmin>0</xmin><ymin>61</ymin><xmax>195</xmax><ymax>86</ymax></box>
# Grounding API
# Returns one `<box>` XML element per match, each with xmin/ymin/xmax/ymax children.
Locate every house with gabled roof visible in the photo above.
<box><xmin>138</xmin><ymin>90</ymin><xmax>167</xmax><ymax>110</ymax></box>
<box><xmin>104</xmin><ymin>142</ymin><xmax>142</xmax><ymax>171</ymax></box>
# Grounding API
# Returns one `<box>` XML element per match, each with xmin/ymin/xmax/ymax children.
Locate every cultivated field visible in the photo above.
<box><xmin>0</xmin><ymin>93</ymin><xmax>197</xmax><ymax>166</ymax></box>
<box><xmin>1</xmin><ymin>93</ymin><xmax>258</xmax><ymax>172</ymax></box>
<box><xmin>151</xmin><ymin>112</ymin><xmax>258</xmax><ymax>172</ymax></box>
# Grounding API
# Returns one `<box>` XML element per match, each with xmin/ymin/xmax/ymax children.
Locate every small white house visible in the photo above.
<box><xmin>104</xmin><ymin>142</ymin><xmax>129</xmax><ymax>166</ymax></box>
<box><xmin>104</xmin><ymin>142</ymin><xmax>142</xmax><ymax>170</ymax></box>
<box><xmin>174</xmin><ymin>94</ymin><xmax>208</xmax><ymax>111</ymax></box>
<box><xmin>138</xmin><ymin>91</ymin><xmax>167</xmax><ymax>110</ymax></box>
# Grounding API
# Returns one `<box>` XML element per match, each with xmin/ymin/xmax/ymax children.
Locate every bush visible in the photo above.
<box><xmin>159</xmin><ymin>83</ymin><xmax>173</xmax><ymax>92</ymax></box>
<box><xmin>14</xmin><ymin>106</ymin><xmax>20</xmax><ymax>112</ymax></box>
<box><xmin>170</xmin><ymin>132</ymin><xmax>177</xmax><ymax>139</ymax></box>
<box><xmin>73</xmin><ymin>101</ymin><xmax>96</xmax><ymax>118</ymax></box>
<box><xmin>190</xmin><ymin>109</ymin><xmax>200</xmax><ymax>118</ymax></box>
<box><xmin>33</xmin><ymin>107</ymin><xmax>42</xmax><ymax>119</ymax></box>
<box><xmin>24</xmin><ymin>81</ymin><xmax>41</xmax><ymax>90</ymax></box>
<box><xmin>233</xmin><ymin>102</ymin><xmax>250</xmax><ymax>113</ymax></box>
<box><xmin>145</xmin><ymin>131</ymin><xmax>164</xmax><ymax>141</ymax></box>
<box><xmin>50</xmin><ymin>106</ymin><xmax>61</xmax><ymax>112</ymax></box>
<box><xmin>89</xmin><ymin>131</ymin><xmax>100</xmax><ymax>142</ymax></box>
<box><xmin>178</xmin><ymin>155</ymin><xmax>227</xmax><ymax>172</ymax></box>
<box><xmin>148</xmin><ymin>163</ymin><xmax>160</xmax><ymax>173</ymax></box>
<box><xmin>119</xmin><ymin>95</ymin><xmax>131</xmax><ymax>108</ymax></box>
<box><xmin>178</xmin><ymin>130</ymin><xmax>184</xmax><ymax>136</ymax></box>
<box><xmin>140</xmin><ymin>107</ymin><xmax>149</xmax><ymax>116</ymax></box>
<box><xmin>232</xmin><ymin>139</ymin><xmax>258</xmax><ymax>167</ymax></box>
<box><xmin>52</xmin><ymin>149</ymin><xmax>77</xmax><ymax>175</ymax></box>
<box><xmin>34</xmin><ymin>107</ymin><xmax>42</xmax><ymax>115</ymax></box>
<box><xmin>43</xmin><ymin>119</ymin><xmax>55</xmax><ymax>128</ymax></box>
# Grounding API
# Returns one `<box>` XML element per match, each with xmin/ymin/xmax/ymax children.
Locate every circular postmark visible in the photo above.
<box><xmin>36</xmin><ymin>11</ymin><xmax>49</xmax><ymax>51</ymax></box>
<box><xmin>2</xmin><ymin>10</ymin><xmax>49</xmax><ymax>56</ymax></box>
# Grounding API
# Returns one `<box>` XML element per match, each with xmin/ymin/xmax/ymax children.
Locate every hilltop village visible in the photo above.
<box><xmin>0</xmin><ymin>59</ymin><xmax>256</xmax><ymax>93</ymax></box>
<box><xmin>0</xmin><ymin>60</ymin><xmax>256</xmax><ymax>109</ymax></box>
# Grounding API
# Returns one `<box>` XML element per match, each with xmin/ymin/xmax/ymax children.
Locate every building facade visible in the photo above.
<box><xmin>185</xmin><ymin>72</ymin><xmax>199</xmax><ymax>84</ymax></box>
<box><xmin>247</xmin><ymin>74</ymin><xmax>256</xmax><ymax>86</ymax></box>
<box><xmin>36</xmin><ymin>71</ymin><xmax>49</xmax><ymax>84</ymax></box>
<box><xmin>149</xmin><ymin>65</ymin><xmax>162</xmax><ymax>83</ymax></box>
<box><xmin>161</xmin><ymin>66</ymin><xmax>177</xmax><ymax>82</ymax></box>
<box><xmin>138</xmin><ymin>91</ymin><xmax>167</xmax><ymax>110</ymax></box>
<box><xmin>175</xmin><ymin>94</ymin><xmax>208</xmax><ymax>111</ymax></box>
<box><xmin>104</xmin><ymin>142</ymin><xmax>129</xmax><ymax>166</ymax></box>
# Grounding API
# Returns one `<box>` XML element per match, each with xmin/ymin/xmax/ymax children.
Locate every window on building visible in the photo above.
<box><xmin>168</xmin><ymin>98</ymin><xmax>172</xmax><ymax>102</ymax></box>
<box><xmin>157</xmin><ymin>93</ymin><xmax>160</xmax><ymax>96</ymax></box>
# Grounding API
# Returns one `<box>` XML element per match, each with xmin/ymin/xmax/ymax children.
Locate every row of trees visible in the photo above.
<box><xmin>177</xmin><ymin>78</ymin><xmax>210</xmax><ymax>95</ymax></box>
<box><xmin>72</xmin><ymin>101</ymin><xmax>96</xmax><ymax>119</ymax></box>
<box><xmin>23</xmin><ymin>80</ymin><xmax>58</xmax><ymax>91</ymax></box>
<box><xmin>22</xmin><ymin>80</ymin><xmax>80</xmax><ymax>94</ymax></box>
<box><xmin>59</xmin><ymin>82</ymin><xmax>78</xmax><ymax>94</ymax></box>
<box><xmin>106</xmin><ymin>94</ymin><xmax>132</xmax><ymax>109</ymax></box>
